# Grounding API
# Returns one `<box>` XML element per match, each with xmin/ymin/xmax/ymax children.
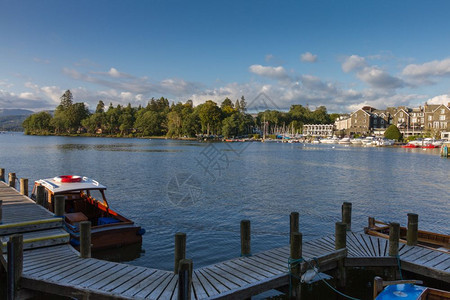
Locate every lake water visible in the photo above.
<box><xmin>0</xmin><ymin>133</ymin><xmax>448</xmax><ymax>270</ymax></box>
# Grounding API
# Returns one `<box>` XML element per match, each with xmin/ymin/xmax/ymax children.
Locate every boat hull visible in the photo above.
<box><xmin>70</xmin><ymin>224</ymin><xmax>143</xmax><ymax>251</ymax></box>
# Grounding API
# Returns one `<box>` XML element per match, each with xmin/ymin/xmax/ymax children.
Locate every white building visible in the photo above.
<box><xmin>303</xmin><ymin>124</ymin><xmax>334</xmax><ymax>137</ymax></box>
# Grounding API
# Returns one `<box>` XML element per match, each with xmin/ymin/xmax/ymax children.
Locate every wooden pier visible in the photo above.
<box><xmin>1</xmin><ymin>179</ymin><xmax>449</xmax><ymax>299</ymax></box>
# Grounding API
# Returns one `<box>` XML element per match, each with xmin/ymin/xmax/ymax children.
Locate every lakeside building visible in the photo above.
<box><xmin>334</xmin><ymin>102</ymin><xmax>450</xmax><ymax>138</ymax></box>
<box><xmin>303</xmin><ymin>124</ymin><xmax>334</xmax><ymax>136</ymax></box>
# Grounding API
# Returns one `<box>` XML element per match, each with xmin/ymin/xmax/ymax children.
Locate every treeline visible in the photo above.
<box><xmin>23</xmin><ymin>90</ymin><xmax>338</xmax><ymax>138</ymax></box>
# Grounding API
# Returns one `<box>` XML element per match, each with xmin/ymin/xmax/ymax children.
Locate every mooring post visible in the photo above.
<box><xmin>335</xmin><ymin>222</ymin><xmax>347</xmax><ymax>288</ymax></box>
<box><xmin>54</xmin><ymin>195</ymin><xmax>65</xmax><ymax>217</ymax></box>
<box><xmin>35</xmin><ymin>185</ymin><xmax>45</xmax><ymax>206</ymax></box>
<box><xmin>174</xmin><ymin>232</ymin><xmax>186</xmax><ymax>274</ymax></box>
<box><xmin>368</xmin><ymin>217</ymin><xmax>375</xmax><ymax>228</ymax></box>
<box><xmin>335</xmin><ymin>222</ymin><xmax>347</xmax><ymax>250</ymax></box>
<box><xmin>407</xmin><ymin>213</ymin><xmax>418</xmax><ymax>246</ymax></box>
<box><xmin>373</xmin><ymin>276</ymin><xmax>384</xmax><ymax>299</ymax></box>
<box><xmin>0</xmin><ymin>168</ymin><xmax>5</xmax><ymax>182</ymax></box>
<box><xmin>290</xmin><ymin>212</ymin><xmax>299</xmax><ymax>244</ymax></box>
<box><xmin>389</xmin><ymin>222</ymin><xmax>400</xmax><ymax>256</ymax></box>
<box><xmin>240</xmin><ymin>220</ymin><xmax>251</xmax><ymax>257</ymax></box>
<box><xmin>80</xmin><ymin>221</ymin><xmax>91</xmax><ymax>258</ymax></box>
<box><xmin>177</xmin><ymin>259</ymin><xmax>193</xmax><ymax>300</ymax></box>
<box><xmin>19</xmin><ymin>178</ymin><xmax>28</xmax><ymax>197</ymax></box>
<box><xmin>7</xmin><ymin>234</ymin><xmax>23</xmax><ymax>300</ymax></box>
<box><xmin>8</xmin><ymin>173</ymin><xmax>16</xmax><ymax>188</ymax></box>
<box><xmin>290</xmin><ymin>232</ymin><xmax>302</xmax><ymax>299</ymax></box>
<box><xmin>341</xmin><ymin>202</ymin><xmax>352</xmax><ymax>231</ymax></box>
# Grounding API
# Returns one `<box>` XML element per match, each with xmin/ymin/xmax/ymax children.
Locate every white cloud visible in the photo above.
<box><xmin>342</xmin><ymin>55</ymin><xmax>367</xmax><ymax>73</ymax></box>
<box><xmin>249</xmin><ymin>65</ymin><xmax>288</xmax><ymax>80</ymax></box>
<box><xmin>356</xmin><ymin>67</ymin><xmax>404</xmax><ymax>89</ymax></box>
<box><xmin>300</xmin><ymin>52</ymin><xmax>318</xmax><ymax>63</ymax></box>
<box><xmin>342</xmin><ymin>55</ymin><xmax>404</xmax><ymax>90</ymax></box>
<box><xmin>426</xmin><ymin>94</ymin><xmax>450</xmax><ymax>105</ymax></box>
<box><xmin>403</xmin><ymin>58</ymin><xmax>450</xmax><ymax>78</ymax></box>
<box><xmin>108</xmin><ymin>68</ymin><xmax>121</xmax><ymax>78</ymax></box>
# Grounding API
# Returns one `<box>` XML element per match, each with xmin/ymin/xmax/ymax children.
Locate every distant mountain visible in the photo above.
<box><xmin>0</xmin><ymin>109</ymin><xmax>33</xmax><ymax>116</ymax></box>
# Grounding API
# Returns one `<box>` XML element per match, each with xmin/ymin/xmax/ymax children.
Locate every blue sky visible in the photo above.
<box><xmin>1</xmin><ymin>0</ymin><xmax>450</xmax><ymax>113</ymax></box>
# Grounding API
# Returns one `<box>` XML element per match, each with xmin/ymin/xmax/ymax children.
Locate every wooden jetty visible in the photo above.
<box><xmin>1</xmin><ymin>177</ymin><xmax>449</xmax><ymax>299</ymax></box>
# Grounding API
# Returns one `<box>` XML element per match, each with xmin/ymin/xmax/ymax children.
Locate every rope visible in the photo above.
<box><xmin>287</xmin><ymin>257</ymin><xmax>303</xmax><ymax>298</ymax></box>
<box><xmin>288</xmin><ymin>256</ymin><xmax>361</xmax><ymax>300</ymax></box>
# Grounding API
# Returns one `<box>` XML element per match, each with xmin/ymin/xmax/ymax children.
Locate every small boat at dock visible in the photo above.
<box><xmin>365</xmin><ymin>218</ymin><xmax>449</xmax><ymax>253</ymax></box>
<box><xmin>31</xmin><ymin>175</ymin><xmax>145</xmax><ymax>251</ymax></box>
<box><xmin>374</xmin><ymin>277</ymin><xmax>450</xmax><ymax>300</ymax></box>
<box><xmin>402</xmin><ymin>143</ymin><xmax>418</xmax><ymax>148</ymax></box>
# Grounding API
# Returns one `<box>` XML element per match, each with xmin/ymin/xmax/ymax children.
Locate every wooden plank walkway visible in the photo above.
<box><xmin>1</xmin><ymin>181</ymin><xmax>449</xmax><ymax>299</ymax></box>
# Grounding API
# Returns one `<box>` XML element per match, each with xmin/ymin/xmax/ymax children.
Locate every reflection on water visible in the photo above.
<box><xmin>0</xmin><ymin>133</ymin><xmax>448</xmax><ymax>271</ymax></box>
<box><xmin>92</xmin><ymin>243</ymin><xmax>144</xmax><ymax>262</ymax></box>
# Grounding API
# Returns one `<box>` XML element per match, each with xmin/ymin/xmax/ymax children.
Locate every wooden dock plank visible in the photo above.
<box><xmin>226</xmin><ymin>259</ymin><xmax>275</xmax><ymax>279</ymax></box>
<box><xmin>192</xmin><ymin>270</ymin><xmax>210</xmax><ymax>299</ymax></box>
<box><xmin>213</xmin><ymin>263</ymin><xmax>258</xmax><ymax>284</ymax></box>
<box><xmin>347</xmin><ymin>233</ymin><xmax>370</xmax><ymax>257</ymax></box>
<box><xmin>82</xmin><ymin>263</ymin><xmax>131</xmax><ymax>289</ymax></box>
<box><xmin>108</xmin><ymin>268</ymin><xmax>158</xmax><ymax>294</ymax></box>
<box><xmin>157</xmin><ymin>273</ymin><xmax>178</xmax><ymax>300</ymax></box>
<box><xmin>197</xmin><ymin>268</ymin><xmax>230</xmax><ymax>294</ymax></box>
<box><xmin>202</xmin><ymin>266</ymin><xmax>241</xmax><ymax>289</ymax></box>
<box><xmin>145</xmin><ymin>272</ymin><xmax>176</xmax><ymax>299</ymax></box>
<box><xmin>127</xmin><ymin>271</ymin><xmax>171</xmax><ymax>298</ymax></box>
<box><xmin>193</xmin><ymin>270</ymin><xmax>221</xmax><ymax>297</ymax></box>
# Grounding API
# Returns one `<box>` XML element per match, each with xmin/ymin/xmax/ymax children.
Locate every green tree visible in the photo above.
<box><xmin>196</xmin><ymin>100</ymin><xmax>222</xmax><ymax>135</ymax></box>
<box><xmin>66</xmin><ymin>102</ymin><xmax>90</xmax><ymax>132</ymax></box>
<box><xmin>95</xmin><ymin>100</ymin><xmax>105</xmax><ymax>113</ymax></box>
<box><xmin>384</xmin><ymin>125</ymin><xmax>402</xmax><ymax>141</ymax></box>
<box><xmin>59</xmin><ymin>90</ymin><xmax>73</xmax><ymax>110</ymax></box>
<box><xmin>23</xmin><ymin>111</ymin><xmax>53</xmax><ymax>134</ymax></box>
<box><xmin>134</xmin><ymin>110</ymin><xmax>163</xmax><ymax>136</ymax></box>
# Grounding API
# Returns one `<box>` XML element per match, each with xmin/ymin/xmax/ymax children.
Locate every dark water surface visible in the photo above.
<box><xmin>0</xmin><ymin>133</ymin><xmax>448</xmax><ymax>270</ymax></box>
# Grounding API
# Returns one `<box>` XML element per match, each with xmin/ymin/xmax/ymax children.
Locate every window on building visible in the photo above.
<box><xmin>421</xmin><ymin>118</ymin><xmax>424</xmax><ymax>123</ymax></box>
<box><xmin>412</xmin><ymin>118</ymin><xmax>417</xmax><ymax>123</ymax></box>
<box><xmin>434</xmin><ymin>121</ymin><xmax>439</xmax><ymax>128</ymax></box>
<box><xmin>440</xmin><ymin>115</ymin><xmax>446</xmax><ymax>120</ymax></box>
<box><xmin>428</xmin><ymin>115</ymin><xmax>432</xmax><ymax>121</ymax></box>
<box><xmin>441</xmin><ymin>109</ymin><xmax>446</xmax><ymax>114</ymax></box>
<box><xmin>381</xmin><ymin>120</ymin><xmax>384</xmax><ymax>124</ymax></box>
<box><xmin>441</xmin><ymin>122</ymin><xmax>447</xmax><ymax>129</ymax></box>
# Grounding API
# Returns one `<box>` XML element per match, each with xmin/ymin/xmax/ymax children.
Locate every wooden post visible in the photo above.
<box><xmin>407</xmin><ymin>213</ymin><xmax>418</xmax><ymax>246</ymax></box>
<box><xmin>368</xmin><ymin>217</ymin><xmax>375</xmax><ymax>228</ymax></box>
<box><xmin>290</xmin><ymin>232</ymin><xmax>302</xmax><ymax>299</ymax></box>
<box><xmin>335</xmin><ymin>222</ymin><xmax>347</xmax><ymax>288</ymax></box>
<box><xmin>80</xmin><ymin>221</ymin><xmax>91</xmax><ymax>258</ymax></box>
<box><xmin>54</xmin><ymin>195</ymin><xmax>65</xmax><ymax>217</ymax></box>
<box><xmin>341</xmin><ymin>202</ymin><xmax>352</xmax><ymax>231</ymax></box>
<box><xmin>35</xmin><ymin>185</ymin><xmax>45</xmax><ymax>206</ymax></box>
<box><xmin>373</xmin><ymin>276</ymin><xmax>384</xmax><ymax>299</ymax></box>
<box><xmin>174</xmin><ymin>232</ymin><xmax>186</xmax><ymax>273</ymax></box>
<box><xmin>8</xmin><ymin>173</ymin><xmax>16</xmax><ymax>188</ymax></box>
<box><xmin>240</xmin><ymin>220</ymin><xmax>251</xmax><ymax>257</ymax></box>
<box><xmin>7</xmin><ymin>234</ymin><xmax>23</xmax><ymax>300</ymax></box>
<box><xmin>177</xmin><ymin>259</ymin><xmax>193</xmax><ymax>300</ymax></box>
<box><xmin>19</xmin><ymin>178</ymin><xmax>28</xmax><ymax>196</ymax></box>
<box><xmin>389</xmin><ymin>222</ymin><xmax>400</xmax><ymax>256</ymax></box>
<box><xmin>0</xmin><ymin>168</ymin><xmax>5</xmax><ymax>182</ymax></box>
<box><xmin>0</xmin><ymin>200</ymin><xmax>2</xmax><ymax>224</ymax></box>
<box><xmin>290</xmin><ymin>212</ymin><xmax>299</xmax><ymax>243</ymax></box>
<box><xmin>335</xmin><ymin>222</ymin><xmax>347</xmax><ymax>250</ymax></box>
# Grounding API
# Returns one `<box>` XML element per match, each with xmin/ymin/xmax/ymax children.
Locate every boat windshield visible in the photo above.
<box><xmin>87</xmin><ymin>189</ymin><xmax>108</xmax><ymax>207</ymax></box>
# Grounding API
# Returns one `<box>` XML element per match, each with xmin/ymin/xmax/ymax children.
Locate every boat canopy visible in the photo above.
<box><xmin>36</xmin><ymin>176</ymin><xmax>106</xmax><ymax>194</ymax></box>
